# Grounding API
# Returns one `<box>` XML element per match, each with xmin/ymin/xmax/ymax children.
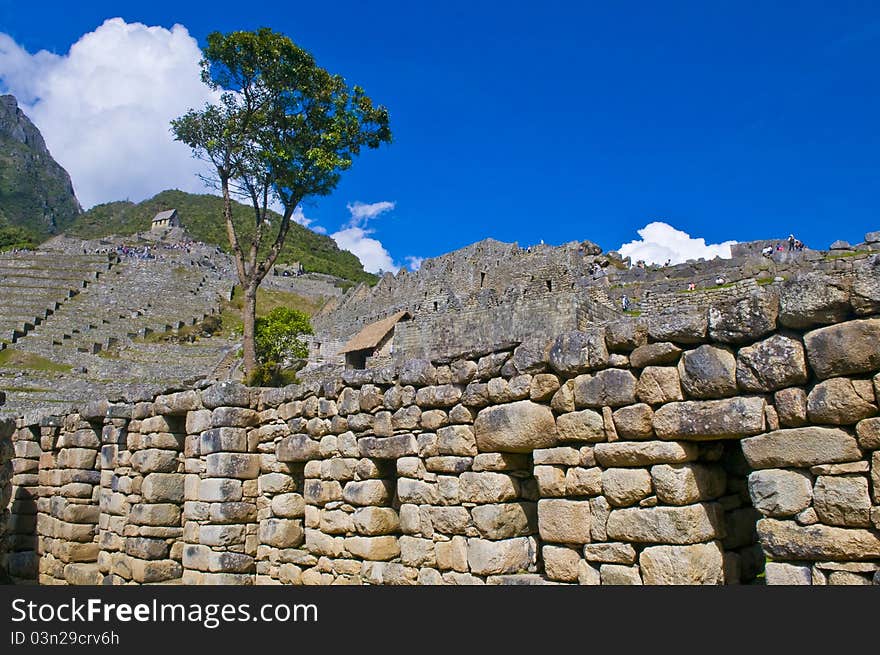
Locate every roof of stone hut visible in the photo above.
<box><xmin>338</xmin><ymin>310</ymin><xmax>411</xmax><ymax>354</ymax></box>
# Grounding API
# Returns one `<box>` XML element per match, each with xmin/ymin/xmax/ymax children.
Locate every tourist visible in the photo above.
<box><xmin>715</xmin><ymin>276</ymin><xmax>725</xmax><ymax>285</ymax></box>
<box><xmin>621</xmin><ymin>295</ymin><xmax>630</xmax><ymax>311</ymax></box>
<box><xmin>788</xmin><ymin>234</ymin><xmax>795</xmax><ymax>251</ymax></box>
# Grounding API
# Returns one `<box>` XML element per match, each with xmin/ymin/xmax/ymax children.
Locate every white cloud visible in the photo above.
<box><xmin>0</xmin><ymin>18</ymin><xmax>218</xmax><ymax>208</ymax></box>
<box><xmin>405</xmin><ymin>256</ymin><xmax>424</xmax><ymax>271</ymax></box>
<box><xmin>346</xmin><ymin>200</ymin><xmax>396</xmax><ymax>224</ymax></box>
<box><xmin>618</xmin><ymin>221</ymin><xmax>737</xmax><ymax>266</ymax></box>
<box><xmin>332</xmin><ymin>225</ymin><xmax>398</xmax><ymax>274</ymax></box>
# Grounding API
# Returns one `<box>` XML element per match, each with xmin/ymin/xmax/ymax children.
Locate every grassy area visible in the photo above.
<box><xmin>0</xmin><ymin>385</ymin><xmax>52</xmax><ymax>393</ymax></box>
<box><xmin>756</xmin><ymin>277</ymin><xmax>776</xmax><ymax>285</ymax></box>
<box><xmin>0</xmin><ymin>348</ymin><xmax>72</xmax><ymax>372</ymax></box>
<box><xmin>825</xmin><ymin>249</ymin><xmax>870</xmax><ymax>260</ymax></box>
<box><xmin>622</xmin><ymin>309</ymin><xmax>642</xmax><ymax>317</ymax></box>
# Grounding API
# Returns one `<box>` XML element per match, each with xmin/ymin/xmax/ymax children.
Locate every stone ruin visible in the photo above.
<box><xmin>1</xmin><ymin>257</ymin><xmax>880</xmax><ymax>584</ymax></box>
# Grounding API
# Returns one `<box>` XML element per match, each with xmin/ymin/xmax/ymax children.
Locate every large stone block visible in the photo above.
<box><xmin>778</xmin><ymin>272</ymin><xmax>852</xmax><ymax>329</ymax></box>
<box><xmin>741</xmin><ymin>427</ymin><xmax>861</xmax><ymax>468</ymax></box>
<box><xmin>572</xmin><ymin>369</ymin><xmax>637</xmax><ymax>408</ymax></box>
<box><xmin>437</xmin><ymin>425</ymin><xmax>478</xmax><ymax>456</ymax></box>
<box><xmin>474</xmin><ymin>401</ymin><xmax>558</xmax><ymax>453</ymax></box>
<box><xmin>856</xmin><ymin>417</ymin><xmax>880</xmax><ymax>450</ymax></box>
<box><xmin>774</xmin><ymin>388</ymin><xmax>808</xmax><ymax>427</ymax></box>
<box><xmin>604</xmin><ymin>318</ymin><xmax>648</xmax><ymax>353</ymax></box>
<box><xmin>639</xmin><ymin>542</ymin><xmax>724</xmax><ymax>585</ymax></box>
<box><xmin>537</xmin><ymin>499</ymin><xmax>592</xmax><ymax>544</ymax></box>
<box><xmin>736</xmin><ymin>334</ymin><xmax>809</xmax><ymax>393</ymax></box>
<box><xmin>708</xmin><ymin>290</ymin><xmax>778</xmax><ymax>345</ymax></box>
<box><xmin>653</xmin><ymin>397</ymin><xmax>765</xmax><ymax>441</ymax></box>
<box><xmin>342</xmin><ymin>479</ymin><xmax>394</xmax><ymax>506</ymax></box>
<box><xmin>353</xmin><ymin>507</ymin><xmax>400</xmax><ymax>535</ymax></box>
<box><xmin>259</xmin><ymin>519</ymin><xmax>304</xmax><ymax>548</ymax></box>
<box><xmin>276</xmin><ymin>434</ymin><xmax>320</xmax><ymax>462</ymax></box>
<box><xmin>542</xmin><ymin>545</ymin><xmax>581</xmax><ymax>582</ymax></box>
<box><xmin>548</xmin><ymin>329</ymin><xmax>609</xmax><ymax>376</ymax></box>
<box><xmin>647</xmin><ymin>309</ymin><xmax>708</xmax><ymax>345</ymax></box>
<box><xmin>594</xmin><ymin>441</ymin><xmax>698</xmax><ymax>467</ymax></box>
<box><xmin>415</xmin><ymin>384</ymin><xmax>463</xmax><ymax>408</ymax></box>
<box><xmin>605</xmin><ymin>503</ymin><xmax>724</xmax><ymax>544</ymax></box>
<box><xmin>555</xmin><ymin>409</ymin><xmax>605</xmax><ymax>443</ymax></box>
<box><xmin>141</xmin><ymin>473</ymin><xmax>184</xmax><ymax>503</ymax></box>
<box><xmin>601</xmin><ymin>468</ymin><xmax>653</xmax><ymax>507</ymax></box>
<box><xmin>358</xmin><ymin>434</ymin><xmax>419</xmax><ymax>459</ymax></box>
<box><xmin>199</xmin><ymin>427</ymin><xmax>247</xmax><ymax>454</ymax></box>
<box><xmin>806</xmin><ymin>378</ymin><xmax>876</xmax><ymax>425</ymax></box>
<box><xmin>747</xmin><ymin>469</ymin><xmax>813</xmax><ymax>517</ymax></box>
<box><xmin>130</xmin><ymin>503</ymin><xmax>181</xmax><ymax>527</ymax></box>
<box><xmin>757</xmin><ymin>519</ymin><xmax>880</xmax><ymax>560</ymax></box>
<box><xmin>651</xmin><ymin>463</ymin><xmax>726</xmax><ymax>506</ymax></box>
<box><xmin>205</xmin><ymin>453</ymin><xmax>260</xmax><ymax>479</ymax></box>
<box><xmin>635</xmin><ymin>366</ymin><xmax>683</xmax><ymax>405</ymax></box>
<box><xmin>344</xmin><ymin>536</ymin><xmax>400</xmax><ymax>561</ymax></box>
<box><xmin>612</xmin><ymin>404</ymin><xmax>654</xmax><ymax>440</ymax></box>
<box><xmin>471</xmin><ymin>502</ymin><xmax>536</xmax><ymax>539</ymax></box>
<box><xmin>812</xmin><ymin>475</ymin><xmax>872</xmax><ymax>527</ymax></box>
<box><xmin>467</xmin><ymin>537</ymin><xmax>536</xmax><ymax>576</ymax></box>
<box><xmin>764</xmin><ymin>562</ymin><xmax>812</xmax><ymax>585</ymax></box>
<box><xmin>630</xmin><ymin>342</ymin><xmax>682</xmax><ymax>368</ymax></box>
<box><xmin>678</xmin><ymin>345</ymin><xmax>737</xmax><ymax>399</ymax></box>
<box><xmin>803</xmin><ymin>318</ymin><xmax>880</xmax><ymax>379</ymax></box>
<box><xmin>459</xmin><ymin>472</ymin><xmax>520</xmax><ymax>503</ymax></box>
<box><xmin>271</xmin><ymin>493</ymin><xmax>305</xmax><ymax>518</ymax></box>
<box><xmin>201</xmin><ymin>381</ymin><xmax>251</xmax><ymax>409</ymax></box>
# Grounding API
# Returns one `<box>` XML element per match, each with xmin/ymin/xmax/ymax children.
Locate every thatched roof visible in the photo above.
<box><xmin>338</xmin><ymin>311</ymin><xmax>411</xmax><ymax>354</ymax></box>
<box><xmin>152</xmin><ymin>209</ymin><xmax>177</xmax><ymax>222</ymax></box>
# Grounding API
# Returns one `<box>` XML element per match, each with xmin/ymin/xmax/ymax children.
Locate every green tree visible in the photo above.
<box><xmin>255</xmin><ymin>306</ymin><xmax>313</xmax><ymax>363</ymax></box>
<box><xmin>171</xmin><ymin>28</ymin><xmax>391</xmax><ymax>376</ymax></box>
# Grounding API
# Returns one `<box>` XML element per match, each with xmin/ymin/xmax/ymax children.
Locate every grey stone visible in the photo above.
<box><xmin>474</xmin><ymin>401</ymin><xmax>558</xmax><ymax>453</ymax></box>
<box><xmin>736</xmin><ymin>334</ymin><xmax>809</xmax><ymax>393</ymax></box>
<box><xmin>639</xmin><ymin>542</ymin><xmax>724</xmax><ymax>585</ymax></box>
<box><xmin>742</xmin><ymin>427</ymin><xmax>861</xmax><ymax>468</ymax></box>
<box><xmin>548</xmin><ymin>329</ymin><xmax>609</xmax><ymax>376</ymax></box>
<box><xmin>747</xmin><ymin>469</ymin><xmax>813</xmax><ymax>517</ymax></box>
<box><xmin>572</xmin><ymin>369</ymin><xmax>637</xmax><ymax>408</ymax></box>
<box><xmin>653</xmin><ymin>397</ymin><xmax>765</xmax><ymax>441</ymax></box>
<box><xmin>629</xmin><ymin>342</ymin><xmax>682</xmax><ymax>368</ymax></box>
<box><xmin>677</xmin><ymin>345</ymin><xmax>738</xmax><ymax>399</ymax></box>
<box><xmin>606</xmin><ymin>503</ymin><xmax>724</xmax><ymax>544</ymax></box>
<box><xmin>708</xmin><ymin>290</ymin><xmax>779</xmax><ymax>344</ymax></box>
<box><xmin>806</xmin><ymin>378</ymin><xmax>877</xmax><ymax>425</ymax></box>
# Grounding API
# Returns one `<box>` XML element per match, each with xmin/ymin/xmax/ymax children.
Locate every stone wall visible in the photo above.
<box><xmin>3</xmin><ymin>273</ymin><xmax>880</xmax><ymax>585</ymax></box>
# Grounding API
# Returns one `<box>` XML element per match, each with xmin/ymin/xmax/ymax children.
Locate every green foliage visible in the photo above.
<box><xmin>0</xmin><ymin>221</ymin><xmax>37</xmax><ymax>251</ymax></box>
<box><xmin>245</xmin><ymin>361</ymin><xmax>300</xmax><ymax>387</ymax></box>
<box><xmin>254</xmin><ymin>306</ymin><xmax>313</xmax><ymax>363</ymax></box>
<box><xmin>0</xmin><ymin>348</ymin><xmax>72</xmax><ymax>372</ymax></box>
<box><xmin>67</xmin><ymin>189</ymin><xmax>377</xmax><ymax>283</ymax></box>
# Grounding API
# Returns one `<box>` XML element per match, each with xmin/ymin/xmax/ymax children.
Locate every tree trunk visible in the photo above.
<box><xmin>242</xmin><ymin>284</ymin><xmax>258</xmax><ymax>377</ymax></box>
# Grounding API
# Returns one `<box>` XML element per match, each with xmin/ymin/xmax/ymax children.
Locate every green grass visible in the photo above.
<box><xmin>622</xmin><ymin>309</ymin><xmax>642</xmax><ymax>317</ymax></box>
<box><xmin>65</xmin><ymin>189</ymin><xmax>377</xmax><ymax>284</ymax></box>
<box><xmin>0</xmin><ymin>385</ymin><xmax>52</xmax><ymax>393</ymax></box>
<box><xmin>756</xmin><ymin>277</ymin><xmax>775</xmax><ymax>285</ymax></box>
<box><xmin>0</xmin><ymin>348</ymin><xmax>72</xmax><ymax>372</ymax></box>
<box><xmin>825</xmin><ymin>249</ymin><xmax>869</xmax><ymax>260</ymax></box>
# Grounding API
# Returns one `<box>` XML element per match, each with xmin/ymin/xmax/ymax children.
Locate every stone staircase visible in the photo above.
<box><xmin>0</xmin><ymin>251</ymin><xmax>115</xmax><ymax>345</ymax></box>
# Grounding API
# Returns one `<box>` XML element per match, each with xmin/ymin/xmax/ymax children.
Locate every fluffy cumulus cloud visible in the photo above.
<box><xmin>0</xmin><ymin>18</ymin><xmax>218</xmax><ymax>208</ymax></box>
<box><xmin>331</xmin><ymin>201</ymin><xmax>398</xmax><ymax>273</ymax></box>
<box><xmin>405</xmin><ymin>256</ymin><xmax>424</xmax><ymax>271</ymax></box>
<box><xmin>617</xmin><ymin>221</ymin><xmax>737</xmax><ymax>266</ymax></box>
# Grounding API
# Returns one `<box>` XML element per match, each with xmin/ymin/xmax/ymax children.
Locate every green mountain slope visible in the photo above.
<box><xmin>67</xmin><ymin>189</ymin><xmax>377</xmax><ymax>284</ymax></box>
<box><xmin>0</xmin><ymin>95</ymin><xmax>82</xmax><ymax>246</ymax></box>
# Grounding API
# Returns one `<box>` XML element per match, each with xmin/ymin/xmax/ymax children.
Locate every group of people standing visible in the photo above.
<box><xmin>762</xmin><ymin>234</ymin><xmax>805</xmax><ymax>257</ymax></box>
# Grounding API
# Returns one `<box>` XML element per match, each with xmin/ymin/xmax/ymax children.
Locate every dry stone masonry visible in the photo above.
<box><xmin>2</xmin><ymin>264</ymin><xmax>880</xmax><ymax>584</ymax></box>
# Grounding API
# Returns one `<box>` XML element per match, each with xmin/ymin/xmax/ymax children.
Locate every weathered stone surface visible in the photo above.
<box><xmin>259</xmin><ymin>519</ymin><xmax>305</xmax><ymax>548</ymax></box>
<box><xmin>779</xmin><ymin>272</ymin><xmax>852</xmax><ymax>329</ymax></box>
<box><xmin>742</xmin><ymin>427</ymin><xmax>861</xmax><ymax>468</ymax></box>
<box><xmin>806</xmin><ymin>378</ymin><xmax>877</xmax><ymax>425</ymax></box>
<box><xmin>459</xmin><ymin>472</ymin><xmax>520</xmax><ymax>503</ymax></box>
<box><xmin>639</xmin><ymin>542</ymin><xmax>724</xmax><ymax>585</ymax></box>
<box><xmin>601</xmin><ymin>468</ymin><xmax>653</xmax><ymax>507</ymax></box>
<box><xmin>130</xmin><ymin>449</ymin><xmax>178</xmax><ymax>473</ymax></box>
<box><xmin>630</xmin><ymin>342</ymin><xmax>682</xmax><ymax>368</ymax></box>
<box><xmin>678</xmin><ymin>345</ymin><xmax>738</xmax><ymax>399</ymax></box>
<box><xmin>467</xmin><ymin>537</ymin><xmax>536</xmax><ymax>576</ymax></box>
<box><xmin>276</xmin><ymin>434</ymin><xmax>320</xmax><ymax>462</ymax></box>
<box><xmin>555</xmin><ymin>409</ymin><xmax>604</xmax><ymax>443</ymax></box>
<box><xmin>572</xmin><ymin>369</ymin><xmax>637</xmax><ymax>408</ymax></box>
<box><xmin>415</xmin><ymin>384</ymin><xmax>463</xmax><ymax>408</ymax></box>
<box><xmin>344</xmin><ymin>536</ymin><xmax>400</xmax><ymax>561</ymax></box>
<box><xmin>564</xmin><ymin>466</ymin><xmax>602</xmax><ymax>497</ymax></box>
<box><xmin>343</xmin><ymin>479</ymin><xmax>394</xmax><ymax>506</ymax></box>
<box><xmin>271</xmin><ymin>493</ymin><xmax>305</xmax><ymax>518</ymax></box>
<box><xmin>542</xmin><ymin>545</ymin><xmax>581</xmax><ymax>582</ymax></box>
<box><xmin>736</xmin><ymin>335</ymin><xmax>808</xmax><ymax>393</ymax></box>
<box><xmin>651</xmin><ymin>464</ymin><xmax>727</xmax><ymax>506</ymax></box>
<box><xmin>582</xmin><ymin>542</ymin><xmax>637</xmax><ymax>564</ymax></box>
<box><xmin>606</xmin><ymin>503</ymin><xmax>724</xmax><ymax>544</ymax></box>
<box><xmin>764</xmin><ymin>562</ymin><xmax>812</xmax><ymax>585</ymax></box>
<box><xmin>358</xmin><ymin>434</ymin><xmax>419</xmax><ymax>459</ymax></box>
<box><xmin>708</xmin><ymin>291</ymin><xmax>779</xmax><ymax>345</ymax></box>
<box><xmin>599</xmin><ymin>564</ymin><xmax>643</xmax><ymax>585</ymax></box>
<box><xmin>812</xmin><ymin>475</ymin><xmax>872</xmax><ymax>527</ymax></box>
<box><xmin>537</xmin><ymin>499</ymin><xmax>592</xmax><ymax>544</ymax></box>
<box><xmin>201</xmin><ymin>381</ymin><xmax>251</xmax><ymax>409</ymax></box>
<box><xmin>653</xmin><ymin>397</ymin><xmax>765</xmax><ymax>441</ymax></box>
<box><xmin>474</xmin><ymin>401</ymin><xmax>558</xmax><ymax>453</ymax></box>
<box><xmin>747</xmin><ymin>469</ymin><xmax>813</xmax><ymax>517</ymax></box>
<box><xmin>774</xmin><ymin>388</ymin><xmax>808</xmax><ymax>427</ymax></box>
<box><xmin>399</xmin><ymin>359</ymin><xmax>437</xmax><ymax>387</ymax></box>
<box><xmin>856</xmin><ymin>417</ymin><xmax>880</xmax><ymax>450</ymax></box>
<box><xmin>352</xmin><ymin>507</ymin><xmax>399</xmax><ymax>536</ymax></box>
<box><xmin>604</xmin><ymin>319</ymin><xmax>648</xmax><ymax>353</ymax></box>
<box><xmin>635</xmin><ymin>366</ymin><xmax>683</xmax><ymax>405</ymax></box>
<box><xmin>436</xmin><ymin>425</ymin><xmax>477</xmax><ymax>457</ymax></box>
<box><xmin>757</xmin><ymin>519</ymin><xmax>880</xmax><ymax>560</ymax></box>
<box><xmin>548</xmin><ymin>329</ymin><xmax>609</xmax><ymax>376</ymax></box>
<box><xmin>647</xmin><ymin>309</ymin><xmax>708</xmax><ymax>345</ymax></box>
<box><xmin>612</xmin><ymin>404</ymin><xmax>654</xmax><ymax>440</ymax></box>
<box><xmin>534</xmin><ymin>465</ymin><xmax>567</xmax><ymax>497</ymax></box>
<box><xmin>594</xmin><ymin>441</ymin><xmax>698</xmax><ymax>467</ymax></box>
<box><xmin>141</xmin><ymin>473</ymin><xmax>184</xmax><ymax>503</ymax></box>
<box><xmin>130</xmin><ymin>503</ymin><xmax>181</xmax><ymax>527</ymax></box>
<box><xmin>804</xmin><ymin>318</ymin><xmax>880</xmax><ymax>379</ymax></box>
<box><xmin>205</xmin><ymin>453</ymin><xmax>259</xmax><ymax>479</ymax></box>
<box><xmin>471</xmin><ymin>503</ymin><xmax>536</xmax><ymax>539</ymax></box>
<box><xmin>512</xmin><ymin>337</ymin><xmax>551</xmax><ymax>374</ymax></box>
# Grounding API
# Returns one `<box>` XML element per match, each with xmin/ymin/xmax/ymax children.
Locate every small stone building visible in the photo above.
<box><xmin>338</xmin><ymin>310</ymin><xmax>411</xmax><ymax>369</ymax></box>
<box><xmin>151</xmin><ymin>209</ymin><xmax>180</xmax><ymax>231</ymax></box>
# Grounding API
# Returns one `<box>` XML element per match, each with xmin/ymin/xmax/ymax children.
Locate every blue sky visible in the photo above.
<box><xmin>2</xmin><ymin>1</ymin><xmax>879</xmax><ymax>270</ymax></box>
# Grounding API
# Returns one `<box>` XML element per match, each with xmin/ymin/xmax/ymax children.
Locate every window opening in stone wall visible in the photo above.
<box><xmin>546</xmin><ymin>280</ymin><xmax>552</xmax><ymax>292</ymax></box>
<box><xmin>480</xmin><ymin>272</ymin><xmax>486</xmax><ymax>287</ymax></box>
